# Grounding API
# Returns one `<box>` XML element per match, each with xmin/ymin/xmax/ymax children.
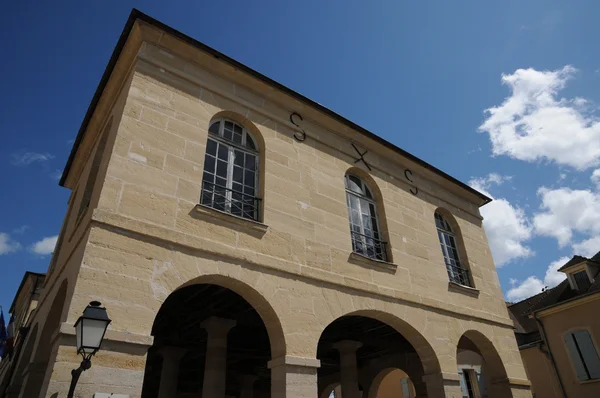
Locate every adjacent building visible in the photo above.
<box><xmin>0</xmin><ymin>9</ymin><xmax>532</xmax><ymax>398</ymax></box>
<box><xmin>0</xmin><ymin>272</ymin><xmax>45</xmax><ymax>395</ymax></box>
<box><xmin>507</xmin><ymin>252</ymin><xmax>600</xmax><ymax>398</ymax></box>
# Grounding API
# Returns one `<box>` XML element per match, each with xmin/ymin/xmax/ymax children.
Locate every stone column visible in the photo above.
<box><xmin>333</xmin><ymin>340</ymin><xmax>363</xmax><ymax>398</ymax></box>
<box><xmin>239</xmin><ymin>375</ymin><xmax>258</xmax><ymax>398</ymax></box>
<box><xmin>268</xmin><ymin>355</ymin><xmax>321</xmax><ymax>398</ymax></box>
<box><xmin>422</xmin><ymin>372</ymin><xmax>462</xmax><ymax>398</ymax></box>
<box><xmin>157</xmin><ymin>346</ymin><xmax>187</xmax><ymax>398</ymax></box>
<box><xmin>201</xmin><ymin>316</ymin><xmax>237</xmax><ymax>398</ymax></box>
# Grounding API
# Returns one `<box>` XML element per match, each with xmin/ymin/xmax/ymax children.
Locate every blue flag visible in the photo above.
<box><xmin>0</xmin><ymin>310</ymin><xmax>6</xmax><ymax>359</ymax></box>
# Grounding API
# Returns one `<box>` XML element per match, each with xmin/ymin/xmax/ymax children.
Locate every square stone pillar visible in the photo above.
<box><xmin>332</xmin><ymin>340</ymin><xmax>363</xmax><ymax>398</ymax></box>
<box><xmin>200</xmin><ymin>317</ymin><xmax>236</xmax><ymax>398</ymax></box>
<box><xmin>421</xmin><ymin>372</ymin><xmax>462</xmax><ymax>398</ymax></box>
<box><xmin>157</xmin><ymin>346</ymin><xmax>187</xmax><ymax>398</ymax></box>
<box><xmin>268</xmin><ymin>355</ymin><xmax>320</xmax><ymax>398</ymax></box>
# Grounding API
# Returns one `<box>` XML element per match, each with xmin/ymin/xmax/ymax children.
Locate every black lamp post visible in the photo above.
<box><xmin>67</xmin><ymin>301</ymin><xmax>111</xmax><ymax>398</ymax></box>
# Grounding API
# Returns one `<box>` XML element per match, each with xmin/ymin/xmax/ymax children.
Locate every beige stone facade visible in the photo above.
<box><xmin>0</xmin><ymin>10</ymin><xmax>531</xmax><ymax>398</ymax></box>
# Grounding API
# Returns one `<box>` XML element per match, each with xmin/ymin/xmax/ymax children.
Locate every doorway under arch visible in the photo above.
<box><xmin>141</xmin><ymin>281</ymin><xmax>284</xmax><ymax>398</ymax></box>
<box><xmin>317</xmin><ymin>313</ymin><xmax>440</xmax><ymax>398</ymax></box>
<box><xmin>368</xmin><ymin>368</ymin><xmax>416</xmax><ymax>398</ymax></box>
<box><xmin>457</xmin><ymin>330</ymin><xmax>510</xmax><ymax>398</ymax></box>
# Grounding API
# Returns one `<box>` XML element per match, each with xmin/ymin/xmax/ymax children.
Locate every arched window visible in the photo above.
<box><xmin>345</xmin><ymin>173</ymin><xmax>387</xmax><ymax>261</ymax></box>
<box><xmin>435</xmin><ymin>212</ymin><xmax>472</xmax><ymax>287</ymax></box>
<box><xmin>201</xmin><ymin>118</ymin><xmax>260</xmax><ymax>220</ymax></box>
<box><xmin>565</xmin><ymin>330</ymin><xmax>600</xmax><ymax>381</ymax></box>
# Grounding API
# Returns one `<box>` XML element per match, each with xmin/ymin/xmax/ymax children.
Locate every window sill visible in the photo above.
<box><xmin>448</xmin><ymin>281</ymin><xmax>480</xmax><ymax>297</ymax></box>
<box><xmin>580</xmin><ymin>378</ymin><xmax>600</xmax><ymax>385</ymax></box>
<box><xmin>349</xmin><ymin>252</ymin><xmax>397</xmax><ymax>273</ymax></box>
<box><xmin>194</xmin><ymin>204</ymin><xmax>268</xmax><ymax>234</ymax></box>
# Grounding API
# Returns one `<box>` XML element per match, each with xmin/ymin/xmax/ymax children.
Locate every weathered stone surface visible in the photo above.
<box><xmin>15</xmin><ymin>22</ymin><xmax>531</xmax><ymax>398</ymax></box>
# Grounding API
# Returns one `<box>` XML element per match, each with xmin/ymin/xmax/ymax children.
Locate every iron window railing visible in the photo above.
<box><xmin>200</xmin><ymin>181</ymin><xmax>261</xmax><ymax>221</ymax></box>
<box><xmin>446</xmin><ymin>263</ymin><xmax>472</xmax><ymax>287</ymax></box>
<box><xmin>350</xmin><ymin>230</ymin><xmax>388</xmax><ymax>261</ymax></box>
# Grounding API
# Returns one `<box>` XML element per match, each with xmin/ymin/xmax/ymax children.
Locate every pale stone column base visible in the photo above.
<box><xmin>268</xmin><ymin>356</ymin><xmax>321</xmax><ymax>398</ymax></box>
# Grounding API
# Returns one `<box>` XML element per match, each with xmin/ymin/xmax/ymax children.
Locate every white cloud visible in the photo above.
<box><xmin>592</xmin><ymin>169</ymin><xmax>600</xmax><ymax>188</ymax></box>
<box><xmin>479</xmin><ymin>65</ymin><xmax>600</xmax><ymax>170</ymax></box>
<box><xmin>0</xmin><ymin>233</ymin><xmax>21</xmax><ymax>255</ymax></box>
<box><xmin>470</xmin><ymin>174</ymin><xmax>533</xmax><ymax>267</ymax></box>
<box><xmin>11</xmin><ymin>152</ymin><xmax>54</xmax><ymax>166</ymax></box>
<box><xmin>30</xmin><ymin>235</ymin><xmax>58</xmax><ymax>255</ymax></box>
<box><xmin>506</xmin><ymin>256</ymin><xmax>569</xmax><ymax>301</ymax></box>
<box><xmin>572</xmin><ymin>236</ymin><xmax>600</xmax><ymax>258</ymax></box>
<box><xmin>533</xmin><ymin>187</ymin><xmax>600</xmax><ymax>247</ymax></box>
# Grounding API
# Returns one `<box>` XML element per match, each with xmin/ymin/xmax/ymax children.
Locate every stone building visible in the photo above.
<box><xmin>0</xmin><ymin>9</ymin><xmax>531</xmax><ymax>398</ymax></box>
<box><xmin>0</xmin><ymin>272</ymin><xmax>45</xmax><ymax>393</ymax></box>
<box><xmin>507</xmin><ymin>252</ymin><xmax>600</xmax><ymax>398</ymax></box>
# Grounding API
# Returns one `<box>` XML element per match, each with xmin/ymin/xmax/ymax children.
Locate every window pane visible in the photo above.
<box><xmin>217</xmin><ymin>144</ymin><xmax>228</xmax><ymax>160</ymax></box>
<box><xmin>574</xmin><ymin>271</ymin><xmax>591</xmax><ymax>291</ymax></box>
<box><xmin>203</xmin><ymin>171</ymin><xmax>215</xmax><ymax>185</ymax></box>
<box><xmin>232</xmin><ymin>182</ymin><xmax>243</xmax><ymax>193</ymax></box>
<box><xmin>234</xmin><ymin>151</ymin><xmax>244</xmax><ymax>166</ymax></box>
<box><xmin>347</xmin><ymin>175</ymin><xmax>362</xmax><ymax>194</ymax></box>
<box><xmin>245</xmin><ymin>154</ymin><xmax>256</xmax><ymax>170</ymax></box>
<box><xmin>574</xmin><ymin>331</ymin><xmax>600</xmax><ymax>379</ymax></box>
<box><xmin>217</xmin><ymin>160</ymin><xmax>228</xmax><ymax>179</ymax></box>
<box><xmin>246</xmin><ymin>135</ymin><xmax>256</xmax><ymax>150</ymax></box>
<box><xmin>233</xmin><ymin>166</ymin><xmax>243</xmax><ymax>184</ymax></box>
<box><xmin>233</xmin><ymin>132</ymin><xmax>242</xmax><ymax>145</ymax></box>
<box><xmin>203</xmin><ymin>154</ymin><xmax>216</xmax><ymax>173</ymax></box>
<box><xmin>206</xmin><ymin>138</ymin><xmax>218</xmax><ymax>155</ymax></box>
<box><xmin>245</xmin><ymin>170</ymin><xmax>255</xmax><ymax>186</ymax></box>
<box><xmin>244</xmin><ymin>185</ymin><xmax>254</xmax><ymax>196</ymax></box>
<box><xmin>565</xmin><ymin>333</ymin><xmax>590</xmax><ymax>380</ymax></box>
<box><xmin>216</xmin><ymin>177</ymin><xmax>227</xmax><ymax>188</ymax></box>
<box><xmin>209</xmin><ymin>121</ymin><xmax>220</xmax><ymax>135</ymax></box>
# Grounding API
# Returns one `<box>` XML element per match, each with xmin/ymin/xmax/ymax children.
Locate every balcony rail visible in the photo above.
<box><xmin>350</xmin><ymin>230</ymin><xmax>388</xmax><ymax>262</ymax></box>
<box><xmin>201</xmin><ymin>181</ymin><xmax>261</xmax><ymax>221</ymax></box>
<box><xmin>446</xmin><ymin>263</ymin><xmax>472</xmax><ymax>287</ymax></box>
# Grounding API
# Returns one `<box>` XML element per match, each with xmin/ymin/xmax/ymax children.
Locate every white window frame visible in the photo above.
<box><xmin>345</xmin><ymin>174</ymin><xmax>386</xmax><ymax>261</ymax></box>
<box><xmin>435</xmin><ymin>212</ymin><xmax>472</xmax><ymax>287</ymax></box>
<box><xmin>202</xmin><ymin>119</ymin><xmax>260</xmax><ymax>220</ymax></box>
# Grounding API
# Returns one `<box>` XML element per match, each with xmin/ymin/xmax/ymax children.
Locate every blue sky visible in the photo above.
<box><xmin>2</xmin><ymin>0</ymin><xmax>600</xmax><ymax>312</ymax></box>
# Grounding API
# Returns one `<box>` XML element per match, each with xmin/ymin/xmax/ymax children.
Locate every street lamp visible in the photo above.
<box><xmin>67</xmin><ymin>301</ymin><xmax>111</xmax><ymax>398</ymax></box>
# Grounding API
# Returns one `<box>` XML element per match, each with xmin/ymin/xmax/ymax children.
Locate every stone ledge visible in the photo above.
<box><xmin>422</xmin><ymin>372</ymin><xmax>462</xmax><ymax>382</ymax></box>
<box><xmin>194</xmin><ymin>204</ymin><xmax>268</xmax><ymax>233</ymax></box>
<box><xmin>349</xmin><ymin>252</ymin><xmax>397</xmax><ymax>273</ymax></box>
<box><xmin>59</xmin><ymin>322</ymin><xmax>154</xmax><ymax>348</ymax></box>
<box><xmin>267</xmin><ymin>355</ymin><xmax>321</xmax><ymax>369</ymax></box>
<box><xmin>491</xmin><ymin>377</ymin><xmax>532</xmax><ymax>387</ymax></box>
<box><xmin>90</xmin><ymin>210</ymin><xmax>516</xmax><ymax>329</ymax></box>
<box><xmin>448</xmin><ymin>281</ymin><xmax>480</xmax><ymax>298</ymax></box>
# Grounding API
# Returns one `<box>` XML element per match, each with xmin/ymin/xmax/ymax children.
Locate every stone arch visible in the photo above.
<box><xmin>6</xmin><ymin>323</ymin><xmax>39</xmax><ymax>393</ymax></box>
<box><xmin>347</xmin><ymin>309</ymin><xmax>441</xmax><ymax>375</ymax></box>
<box><xmin>206</xmin><ymin>110</ymin><xmax>266</xmax><ymax>220</ymax></box>
<box><xmin>368</xmin><ymin>368</ymin><xmax>415</xmax><ymax>398</ymax></box>
<box><xmin>458</xmin><ymin>330</ymin><xmax>510</xmax><ymax>397</ymax></box>
<box><xmin>345</xmin><ymin>166</ymin><xmax>394</xmax><ymax>262</ymax></box>
<box><xmin>166</xmin><ymin>273</ymin><xmax>286</xmax><ymax>358</ymax></box>
<box><xmin>21</xmin><ymin>279</ymin><xmax>68</xmax><ymax>398</ymax></box>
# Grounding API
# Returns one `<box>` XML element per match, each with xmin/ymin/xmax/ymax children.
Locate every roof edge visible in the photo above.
<box><xmin>9</xmin><ymin>271</ymin><xmax>46</xmax><ymax>314</ymax></box>
<box><xmin>59</xmin><ymin>8</ymin><xmax>492</xmax><ymax>206</ymax></box>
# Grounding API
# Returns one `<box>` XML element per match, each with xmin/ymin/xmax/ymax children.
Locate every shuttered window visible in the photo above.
<box><xmin>565</xmin><ymin>330</ymin><xmax>600</xmax><ymax>380</ymax></box>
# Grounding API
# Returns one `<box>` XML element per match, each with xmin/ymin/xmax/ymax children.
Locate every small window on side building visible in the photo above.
<box><xmin>565</xmin><ymin>330</ymin><xmax>600</xmax><ymax>381</ymax></box>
